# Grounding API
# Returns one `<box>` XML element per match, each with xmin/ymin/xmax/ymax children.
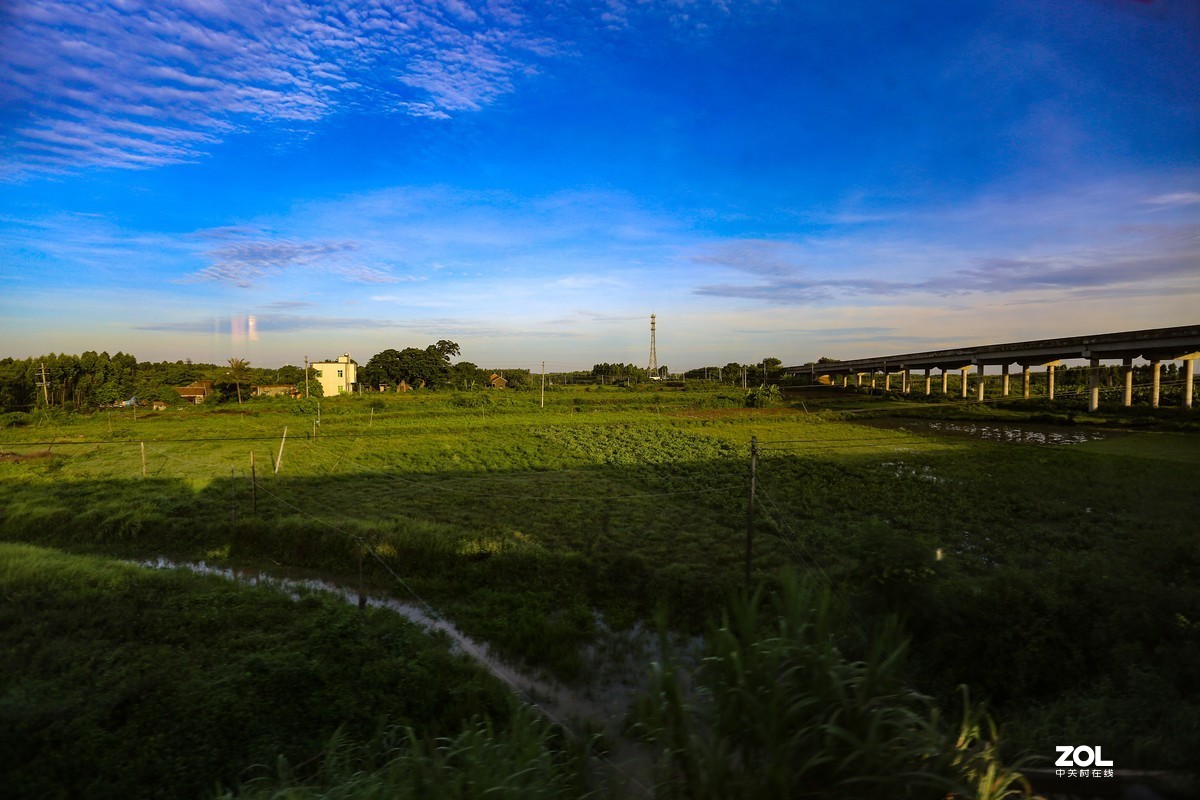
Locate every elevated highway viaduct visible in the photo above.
<box><xmin>783</xmin><ymin>325</ymin><xmax>1200</xmax><ymax>412</ymax></box>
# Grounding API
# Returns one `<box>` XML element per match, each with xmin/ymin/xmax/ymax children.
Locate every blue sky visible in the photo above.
<box><xmin>1</xmin><ymin>0</ymin><xmax>1197</xmax><ymax>372</ymax></box>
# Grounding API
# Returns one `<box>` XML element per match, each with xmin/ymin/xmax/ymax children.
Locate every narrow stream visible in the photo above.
<box><xmin>135</xmin><ymin>557</ymin><xmax>660</xmax><ymax>794</ymax></box>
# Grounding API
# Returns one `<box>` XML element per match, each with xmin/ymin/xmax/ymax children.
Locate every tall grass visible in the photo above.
<box><xmin>638</xmin><ymin>572</ymin><xmax>1032</xmax><ymax>799</ymax></box>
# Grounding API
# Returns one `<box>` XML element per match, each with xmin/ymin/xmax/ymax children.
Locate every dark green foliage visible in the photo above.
<box><xmin>639</xmin><ymin>572</ymin><xmax>1031</xmax><ymax>799</ymax></box>
<box><xmin>224</xmin><ymin>710</ymin><xmax>601</xmax><ymax>800</ymax></box>
<box><xmin>0</xmin><ymin>544</ymin><xmax>508</xmax><ymax>800</ymax></box>
<box><xmin>361</xmin><ymin>342</ymin><xmax>462</xmax><ymax>390</ymax></box>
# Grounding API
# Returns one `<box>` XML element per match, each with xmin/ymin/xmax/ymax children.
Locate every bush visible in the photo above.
<box><xmin>744</xmin><ymin>384</ymin><xmax>782</xmax><ymax>408</ymax></box>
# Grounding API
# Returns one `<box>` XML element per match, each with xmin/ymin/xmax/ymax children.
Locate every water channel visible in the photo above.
<box><xmin>135</xmin><ymin>557</ymin><xmax>662</xmax><ymax>794</ymax></box>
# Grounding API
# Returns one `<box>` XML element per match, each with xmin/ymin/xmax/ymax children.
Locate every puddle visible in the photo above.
<box><xmin>879</xmin><ymin>461</ymin><xmax>945</xmax><ymax>482</ymax></box>
<box><xmin>862</xmin><ymin>419</ymin><xmax>1118</xmax><ymax>446</ymax></box>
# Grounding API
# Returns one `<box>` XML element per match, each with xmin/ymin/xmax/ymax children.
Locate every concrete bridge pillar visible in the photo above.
<box><xmin>941</xmin><ymin>370</ymin><xmax>948</xmax><ymax>394</ymax></box>
<box><xmin>1001</xmin><ymin>364</ymin><xmax>1010</xmax><ymax>397</ymax></box>
<box><xmin>884</xmin><ymin>372</ymin><xmax>892</xmax><ymax>392</ymax></box>
<box><xmin>870</xmin><ymin>374</ymin><xmax>877</xmax><ymax>390</ymax></box>
<box><xmin>1185</xmin><ymin>358</ymin><xmax>1195</xmax><ymax>409</ymax></box>
<box><xmin>976</xmin><ymin>364</ymin><xmax>986</xmax><ymax>402</ymax></box>
<box><xmin>924</xmin><ymin>368</ymin><xmax>932</xmax><ymax>396</ymax></box>
<box><xmin>960</xmin><ymin>367</ymin><xmax>969</xmax><ymax>399</ymax></box>
<box><xmin>1150</xmin><ymin>360</ymin><xmax>1161</xmax><ymax>408</ymax></box>
<box><xmin>855</xmin><ymin>373</ymin><xmax>863</xmax><ymax>388</ymax></box>
<box><xmin>1022</xmin><ymin>365</ymin><xmax>1031</xmax><ymax>399</ymax></box>
<box><xmin>902</xmin><ymin>369</ymin><xmax>910</xmax><ymax>393</ymax></box>
<box><xmin>1048</xmin><ymin>364</ymin><xmax>1056</xmax><ymax>401</ymax></box>
<box><xmin>1122</xmin><ymin>358</ymin><xmax>1133</xmax><ymax>407</ymax></box>
<box><xmin>1088</xmin><ymin>357</ymin><xmax>1100</xmax><ymax>412</ymax></box>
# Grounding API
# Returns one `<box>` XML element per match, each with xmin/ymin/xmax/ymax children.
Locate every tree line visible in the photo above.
<box><xmin>1</xmin><ymin>343</ymin><xmax>842</xmax><ymax>413</ymax></box>
<box><xmin>0</xmin><ymin>342</ymin><xmax>540</xmax><ymax>412</ymax></box>
<box><xmin>0</xmin><ymin>352</ymin><xmax>317</xmax><ymax>412</ymax></box>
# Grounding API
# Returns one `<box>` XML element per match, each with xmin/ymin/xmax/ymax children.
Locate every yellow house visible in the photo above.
<box><xmin>312</xmin><ymin>354</ymin><xmax>357</xmax><ymax>395</ymax></box>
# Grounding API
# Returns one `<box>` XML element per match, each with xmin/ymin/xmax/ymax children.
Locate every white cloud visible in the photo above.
<box><xmin>0</xmin><ymin>0</ymin><xmax>558</xmax><ymax>174</ymax></box>
<box><xmin>1145</xmin><ymin>192</ymin><xmax>1200</xmax><ymax>206</ymax></box>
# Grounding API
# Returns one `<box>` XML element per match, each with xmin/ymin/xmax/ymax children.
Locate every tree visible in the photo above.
<box><xmin>451</xmin><ymin>361</ymin><xmax>486</xmax><ymax>389</ymax></box>
<box><xmin>363</xmin><ymin>342</ymin><xmax>463</xmax><ymax>390</ymax></box>
<box><xmin>228</xmin><ymin>358</ymin><xmax>249</xmax><ymax>404</ymax></box>
<box><xmin>433</xmin><ymin>340</ymin><xmax>461</xmax><ymax>360</ymax></box>
<box><xmin>761</xmin><ymin>357</ymin><xmax>782</xmax><ymax>385</ymax></box>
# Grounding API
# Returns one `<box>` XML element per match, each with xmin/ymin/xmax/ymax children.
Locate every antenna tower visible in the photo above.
<box><xmin>647</xmin><ymin>314</ymin><xmax>658</xmax><ymax>377</ymax></box>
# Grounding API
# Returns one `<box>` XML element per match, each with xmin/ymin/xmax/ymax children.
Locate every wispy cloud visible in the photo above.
<box><xmin>691</xmin><ymin>177</ymin><xmax>1200</xmax><ymax>305</ymax></box>
<box><xmin>0</xmin><ymin>0</ymin><xmax>559</xmax><ymax>174</ymax></box>
<box><xmin>179</xmin><ymin>227</ymin><xmax>432</xmax><ymax>287</ymax></box>
<box><xmin>1144</xmin><ymin>192</ymin><xmax>1200</xmax><ymax>206</ymax></box>
<box><xmin>185</xmin><ymin>234</ymin><xmax>361</xmax><ymax>287</ymax></box>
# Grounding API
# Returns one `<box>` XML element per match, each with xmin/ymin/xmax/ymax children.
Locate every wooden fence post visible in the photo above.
<box><xmin>275</xmin><ymin>427</ymin><xmax>287</xmax><ymax>475</ymax></box>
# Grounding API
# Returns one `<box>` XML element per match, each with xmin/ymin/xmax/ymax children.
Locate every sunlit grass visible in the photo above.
<box><xmin>2</xmin><ymin>385</ymin><xmax>1198</xmax><ymax>771</ymax></box>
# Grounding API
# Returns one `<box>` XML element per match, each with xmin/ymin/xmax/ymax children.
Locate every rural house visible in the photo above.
<box><xmin>489</xmin><ymin>373</ymin><xmax>508</xmax><ymax>389</ymax></box>
<box><xmin>312</xmin><ymin>354</ymin><xmax>357</xmax><ymax>395</ymax></box>
<box><xmin>252</xmin><ymin>384</ymin><xmax>299</xmax><ymax>398</ymax></box>
<box><xmin>176</xmin><ymin>380</ymin><xmax>213</xmax><ymax>404</ymax></box>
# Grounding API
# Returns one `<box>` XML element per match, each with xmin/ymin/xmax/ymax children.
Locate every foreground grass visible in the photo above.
<box><xmin>2</xmin><ymin>385</ymin><xmax>1198</xmax><ymax>770</ymax></box>
<box><xmin>0</xmin><ymin>543</ymin><xmax>508</xmax><ymax>800</ymax></box>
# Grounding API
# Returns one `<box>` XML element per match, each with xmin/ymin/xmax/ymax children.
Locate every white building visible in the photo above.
<box><xmin>312</xmin><ymin>353</ymin><xmax>357</xmax><ymax>395</ymax></box>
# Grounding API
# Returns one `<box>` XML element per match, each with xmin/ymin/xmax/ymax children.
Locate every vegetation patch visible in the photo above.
<box><xmin>0</xmin><ymin>384</ymin><xmax>1197</xmax><ymax>785</ymax></box>
<box><xmin>0</xmin><ymin>543</ymin><xmax>508</xmax><ymax>800</ymax></box>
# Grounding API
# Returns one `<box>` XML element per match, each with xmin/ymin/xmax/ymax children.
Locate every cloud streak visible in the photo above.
<box><xmin>691</xmin><ymin>179</ymin><xmax>1200</xmax><ymax>305</ymax></box>
<box><xmin>179</xmin><ymin>228</ymin><xmax>428</xmax><ymax>287</ymax></box>
<box><xmin>0</xmin><ymin>0</ymin><xmax>557</xmax><ymax>174</ymax></box>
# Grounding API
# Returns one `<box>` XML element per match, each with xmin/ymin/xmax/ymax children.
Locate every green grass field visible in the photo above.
<box><xmin>2</xmin><ymin>384</ymin><xmax>1198</xmax><ymax>790</ymax></box>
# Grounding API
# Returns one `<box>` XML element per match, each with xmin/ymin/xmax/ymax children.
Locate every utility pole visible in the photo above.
<box><xmin>647</xmin><ymin>314</ymin><xmax>658</xmax><ymax>376</ymax></box>
<box><xmin>39</xmin><ymin>362</ymin><xmax>50</xmax><ymax>406</ymax></box>
<box><xmin>304</xmin><ymin>356</ymin><xmax>310</xmax><ymax>398</ymax></box>
<box><xmin>745</xmin><ymin>436</ymin><xmax>757</xmax><ymax>590</ymax></box>
<box><xmin>541</xmin><ymin>360</ymin><xmax>546</xmax><ymax>409</ymax></box>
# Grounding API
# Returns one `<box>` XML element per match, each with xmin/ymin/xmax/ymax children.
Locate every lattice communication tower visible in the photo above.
<box><xmin>647</xmin><ymin>313</ymin><xmax>658</xmax><ymax>376</ymax></box>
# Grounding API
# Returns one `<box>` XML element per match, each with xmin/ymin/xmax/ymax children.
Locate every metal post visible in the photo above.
<box><xmin>358</xmin><ymin>540</ymin><xmax>366</xmax><ymax>610</ymax></box>
<box><xmin>745</xmin><ymin>436</ymin><xmax>757</xmax><ymax>590</ymax></box>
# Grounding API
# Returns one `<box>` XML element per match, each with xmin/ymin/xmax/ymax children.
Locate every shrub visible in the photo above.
<box><xmin>744</xmin><ymin>384</ymin><xmax>782</xmax><ymax>408</ymax></box>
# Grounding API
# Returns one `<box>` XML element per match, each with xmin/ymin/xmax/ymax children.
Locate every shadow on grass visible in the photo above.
<box><xmin>2</xmin><ymin>438</ymin><xmax>1199</xmax><ymax>769</ymax></box>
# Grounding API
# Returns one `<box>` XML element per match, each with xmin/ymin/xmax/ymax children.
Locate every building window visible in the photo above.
<box><xmin>337</xmin><ymin>369</ymin><xmax>344</xmax><ymax>378</ymax></box>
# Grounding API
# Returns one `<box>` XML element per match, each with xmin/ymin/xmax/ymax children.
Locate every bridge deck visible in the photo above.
<box><xmin>784</xmin><ymin>325</ymin><xmax>1200</xmax><ymax>375</ymax></box>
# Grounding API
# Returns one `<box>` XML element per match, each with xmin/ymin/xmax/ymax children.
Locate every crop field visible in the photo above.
<box><xmin>2</xmin><ymin>385</ymin><xmax>1198</xmax><ymax>795</ymax></box>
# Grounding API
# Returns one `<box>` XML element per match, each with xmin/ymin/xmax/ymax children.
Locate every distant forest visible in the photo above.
<box><xmin>0</xmin><ymin>352</ymin><xmax>317</xmax><ymax>411</ymax></box>
<box><xmin>3</xmin><ymin>348</ymin><xmax>1182</xmax><ymax>413</ymax></box>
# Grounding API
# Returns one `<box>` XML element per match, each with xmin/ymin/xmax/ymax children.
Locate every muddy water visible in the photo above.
<box><xmin>860</xmin><ymin>418</ymin><xmax>1121</xmax><ymax>446</ymax></box>
<box><xmin>136</xmin><ymin>558</ymin><xmax>660</xmax><ymax>794</ymax></box>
